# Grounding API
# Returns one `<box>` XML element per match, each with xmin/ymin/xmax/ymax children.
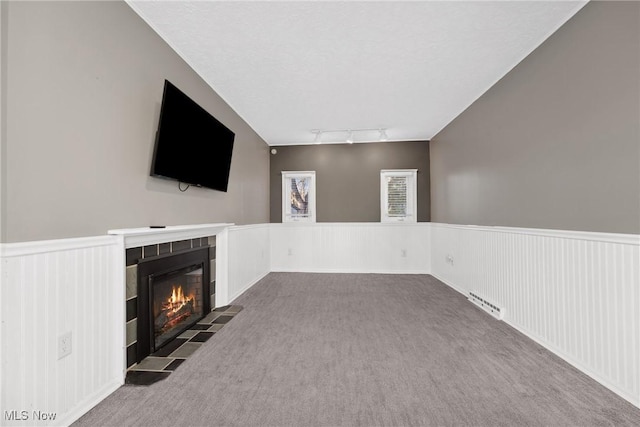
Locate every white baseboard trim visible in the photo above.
<box><xmin>430</xmin><ymin>272</ymin><xmax>640</xmax><ymax>408</ymax></box>
<box><xmin>56</xmin><ymin>379</ymin><xmax>122</xmax><ymax>427</ymax></box>
<box><xmin>272</xmin><ymin>268</ymin><xmax>431</xmax><ymax>275</ymax></box>
<box><xmin>228</xmin><ymin>271</ymin><xmax>270</xmax><ymax>305</ymax></box>
<box><xmin>429</xmin><ymin>272</ymin><xmax>466</xmax><ymax>296</ymax></box>
<box><xmin>504</xmin><ymin>319</ymin><xmax>640</xmax><ymax>408</ymax></box>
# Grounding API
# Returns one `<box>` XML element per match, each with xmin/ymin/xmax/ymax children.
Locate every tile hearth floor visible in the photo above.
<box><xmin>126</xmin><ymin>305</ymin><xmax>243</xmax><ymax>386</ymax></box>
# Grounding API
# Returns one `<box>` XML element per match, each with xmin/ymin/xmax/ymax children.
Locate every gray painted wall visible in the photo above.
<box><xmin>1</xmin><ymin>1</ymin><xmax>270</xmax><ymax>242</ymax></box>
<box><xmin>270</xmin><ymin>141</ymin><xmax>430</xmax><ymax>223</ymax></box>
<box><xmin>0</xmin><ymin>2</ymin><xmax>6</xmax><ymax>244</ymax></box>
<box><xmin>430</xmin><ymin>1</ymin><xmax>640</xmax><ymax>234</ymax></box>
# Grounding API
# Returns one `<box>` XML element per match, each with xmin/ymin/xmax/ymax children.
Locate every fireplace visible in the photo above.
<box><xmin>137</xmin><ymin>246</ymin><xmax>210</xmax><ymax>362</ymax></box>
<box><xmin>151</xmin><ymin>264</ymin><xmax>204</xmax><ymax>350</ymax></box>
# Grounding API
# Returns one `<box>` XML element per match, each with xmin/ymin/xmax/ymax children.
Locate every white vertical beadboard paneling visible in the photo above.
<box><xmin>2</xmin><ymin>221</ymin><xmax>637</xmax><ymax>424</ymax></box>
<box><xmin>270</xmin><ymin>223</ymin><xmax>431</xmax><ymax>274</ymax></box>
<box><xmin>215</xmin><ymin>228</ymin><xmax>230</xmax><ymax>308</ymax></box>
<box><xmin>429</xmin><ymin>223</ymin><xmax>640</xmax><ymax>407</ymax></box>
<box><xmin>0</xmin><ymin>236</ymin><xmax>123</xmax><ymax>426</ymax></box>
<box><xmin>224</xmin><ymin>225</ymin><xmax>271</xmax><ymax>305</ymax></box>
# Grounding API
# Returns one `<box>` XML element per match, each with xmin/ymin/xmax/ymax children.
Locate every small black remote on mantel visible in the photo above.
<box><xmin>150</xmin><ymin>225</ymin><xmax>166</xmax><ymax>229</ymax></box>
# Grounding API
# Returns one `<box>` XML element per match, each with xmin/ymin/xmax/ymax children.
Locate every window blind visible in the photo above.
<box><xmin>380</xmin><ymin>169</ymin><xmax>417</xmax><ymax>223</ymax></box>
<box><xmin>387</xmin><ymin>176</ymin><xmax>407</xmax><ymax>216</ymax></box>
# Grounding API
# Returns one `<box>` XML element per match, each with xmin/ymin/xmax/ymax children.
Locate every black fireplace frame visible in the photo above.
<box><xmin>137</xmin><ymin>246</ymin><xmax>210</xmax><ymax>362</ymax></box>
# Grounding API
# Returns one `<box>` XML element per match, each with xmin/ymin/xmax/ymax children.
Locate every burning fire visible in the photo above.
<box><xmin>154</xmin><ymin>283</ymin><xmax>200</xmax><ymax>337</ymax></box>
<box><xmin>163</xmin><ymin>285</ymin><xmax>196</xmax><ymax>314</ymax></box>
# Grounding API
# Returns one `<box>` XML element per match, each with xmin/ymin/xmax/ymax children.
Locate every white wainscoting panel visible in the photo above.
<box><xmin>3</xmin><ymin>221</ymin><xmax>637</xmax><ymax>425</ymax></box>
<box><xmin>0</xmin><ymin>236</ymin><xmax>124</xmax><ymax>426</ymax></box>
<box><xmin>430</xmin><ymin>223</ymin><xmax>640</xmax><ymax>407</ymax></box>
<box><xmin>270</xmin><ymin>223</ymin><xmax>431</xmax><ymax>274</ymax></box>
<box><xmin>216</xmin><ymin>225</ymin><xmax>271</xmax><ymax>306</ymax></box>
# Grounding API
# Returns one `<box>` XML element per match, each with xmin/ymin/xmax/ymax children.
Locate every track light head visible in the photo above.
<box><xmin>310</xmin><ymin>127</ymin><xmax>390</xmax><ymax>144</ymax></box>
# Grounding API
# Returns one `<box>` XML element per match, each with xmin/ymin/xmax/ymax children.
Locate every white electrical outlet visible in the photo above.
<box><xmin>58</xmin><ymin>332</ymin><xmax>72</xmax><ymax>360</ymax></box>
<box><xmin>287</xmin><ymin>248</ymin><xmax>293</xmax><ymax>256</ymax></box>
<box><xmin>401</xmin><ymin>249</ymin><xmax>407</xmax><ymax>257</ymax></box>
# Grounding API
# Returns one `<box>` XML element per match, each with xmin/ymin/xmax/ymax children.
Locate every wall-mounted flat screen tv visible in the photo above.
<box><xmin>151</xmin><ymin>80</ymin><xmax>235</xmax><ymax>192</ymax></box>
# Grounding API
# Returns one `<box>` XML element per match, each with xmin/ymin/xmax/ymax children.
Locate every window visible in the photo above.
<box><xmin>282</xmin><ymin>171</ymin><xmax>316</xmax><ymax>222</ymax></box>
<box><xmin>380</xmin><ymin>169</ymin><xmax>417</xmax><ymax>222</ymax></box>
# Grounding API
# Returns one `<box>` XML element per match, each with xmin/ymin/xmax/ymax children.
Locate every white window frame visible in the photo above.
<box><xmin>282</xmin><ymin>171</ymin><xmax>316</xmax><ymax>223</ymax></box>
<box><xmin>380</xmin><ymin>169</ymin><xmax>417</xmax><ymax>223</ymax></box>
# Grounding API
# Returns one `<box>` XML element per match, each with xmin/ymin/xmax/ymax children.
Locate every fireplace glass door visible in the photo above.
<box><xmin>149</xmin><ymin>264</ymin><xmax>204</xmax><ymax>351</ymax></box>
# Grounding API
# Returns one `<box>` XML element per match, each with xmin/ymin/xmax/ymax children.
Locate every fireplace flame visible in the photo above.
<box><xmin>163</xmin><ymin>285</ymin><xmax>195</xmax><ymax>313</ymax></box>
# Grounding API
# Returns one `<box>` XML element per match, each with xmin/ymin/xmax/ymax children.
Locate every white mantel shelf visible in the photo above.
<box><xmin>108</xmin><ymin>223</ymin><xmax>234</xmax><ymax>248</ymax></box>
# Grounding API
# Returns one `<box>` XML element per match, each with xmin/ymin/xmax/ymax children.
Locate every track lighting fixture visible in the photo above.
<box><xmin>310</xmin><ymin>128</ymin><xmax>389</xmax><ymax>144</ymax></box>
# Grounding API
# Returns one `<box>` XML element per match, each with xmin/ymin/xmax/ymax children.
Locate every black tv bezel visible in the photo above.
<box><xmin>150</xmin><ymin>80</ymin><xmax>235</xmax><ymax>192</ymax></box>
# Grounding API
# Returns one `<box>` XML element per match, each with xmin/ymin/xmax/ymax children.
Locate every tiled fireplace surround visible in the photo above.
<box><xmin>124</xmin><ymin>236</ymin><xmax>217</xmax><ymax>369</ymax></box>
<box><xmin>107</xmin><ymin>224</ymin><xmax>234</xmax><ymax>371</ymax></box>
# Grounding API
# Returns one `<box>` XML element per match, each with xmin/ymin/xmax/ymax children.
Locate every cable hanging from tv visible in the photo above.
<box><xmin>178</xmin><ymin>182</ymin><xmax>190</xmax><ymax>192</ymax></box>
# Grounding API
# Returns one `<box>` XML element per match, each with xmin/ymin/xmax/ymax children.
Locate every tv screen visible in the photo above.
<box><xmin>151</xmin><ymin>80</ymin><xmax>235</xmax><ymax>192</ymax></box>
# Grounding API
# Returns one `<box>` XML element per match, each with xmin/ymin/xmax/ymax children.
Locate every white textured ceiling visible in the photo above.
<box><xmin>127</xmin><ymin>1</ymin><xmax>587</xmax><ymax>146</ymax></box>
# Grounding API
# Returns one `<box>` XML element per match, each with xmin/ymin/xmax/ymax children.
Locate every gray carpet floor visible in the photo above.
<box><xmin>75</xmin><ymin>273</ymin><xmax>640</xmax><ymax>426</ymax></box>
